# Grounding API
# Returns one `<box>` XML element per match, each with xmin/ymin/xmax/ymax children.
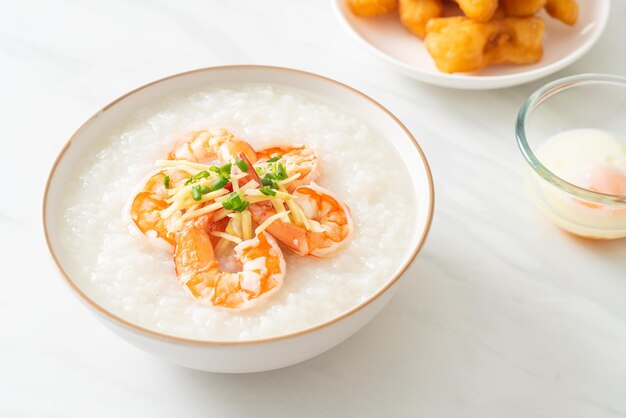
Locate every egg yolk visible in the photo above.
<box><xmin>572</xmin><ymin>164</ymin><xmax>626</xmax><ymax>195</ymax></box>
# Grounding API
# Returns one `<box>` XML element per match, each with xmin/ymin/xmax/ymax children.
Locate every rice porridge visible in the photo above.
<box><xmin>60</xmin><ymin>83</ymin><xmax>417</xmax><ymax>341</ymax></box>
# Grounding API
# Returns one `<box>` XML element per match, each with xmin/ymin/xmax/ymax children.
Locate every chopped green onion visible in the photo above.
<box><xmin>259</xmin><ymin>187</ymin><xmax>276</xmax><ymax>197</ymax></box>
<box><xmin>221</xmin><ymin>192</ymin><xmax>238</xmax><ymax>210</ymax></box>
<box><xmin>274</xmin><ymin>163</ymin><xmax>288</xmax><ymax>180</ymax></box>
<box><xmin>211</xmin><ymin>176</ymin><xmax>228</xmax><ymax>191</ymax></box>
<box><xmin>267</xmin><ymin>155</ymin><xmax>282</xmax><ymax>163</ymax></box>
<box><xmin>200</xmin><ymin>185</ymin><xmax>210</xmax><ymax>194</ymax></box>
<box><xmin>191</xmin><ymin>185</ymin><xmax>202</xmax><ymax>201</ymax></box>
<box><xmin>261</xmin><ymin>177</ymin><xmax>279</xmax><ymax>189</ymax></box>
<box><xmin>163</xmin><ymin>175</ymin><xmax>170</xmax><ymax>189</ymax></box>
<box><xmin>235</xmin><ymin>158</ymin><xmax>249</xmax><ymax>172</ymax></box>
<box><xmin>221</xmin><ymin>163</ymin><xmax>232</xmax><ymax>177</ymax></box>
<box><xmin>221</xmin><ymin>192</ymin><xmax>249</xmax><ymax>212</ymax></box>
<box><xmin>209</xmin><ymin>162</ymin><xmax>232</xmax><ymax>179</ymax></box>
<box><xmin>265</xmin><ymin>161</ymin><xmax>288</xmax><ymax>181</ymax></box>
<box><xmin>185</xmin><ymin>171</ymin><xmax>210</xmax><ymax>185</ymax></box>
<box><xmin>255</xmin><ymin>167</ymin><xmax>264</xmax><ymax>175</ymax></box>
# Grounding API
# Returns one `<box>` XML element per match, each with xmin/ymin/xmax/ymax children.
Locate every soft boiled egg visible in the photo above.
<box><xmin>537</xmin><ymin>129</ymin><xmax>626</xmax><ymax>196</ymax></box>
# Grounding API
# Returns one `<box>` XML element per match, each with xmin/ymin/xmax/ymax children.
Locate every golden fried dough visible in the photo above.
<box><xmin>399</xmin><ymin>0</ymin><xmax>444</xmax><ymax>38</ymax></box>
<box><xmin>425</xmin><ymin>17</ymin><xmax>490</xmax><ymax>72</ymax></box>
<box><xmin>486</xmin><ymin>18</ymin><xmax>545</xmax><ymax>65</ymax></box>
<box><xmin>348</xmin><ymin>0</ymin><xmax>398</xmax><ymax>17</ymax></box>
<box><xmin>425</xmin><ymin>16</ymin><xmax>544</xmax><ymax>73</ymax></box>
<box><xmin>454</xmin><ymin>0</ymin><xmax>498</xmax><ymax>22</ymax></box>
<box><xmin>501</xmin><ymin>0</ymin><xmax>547</xmax><ymax>17</ymax></box>
<box><xmin>545</xmin><ymin>0</ymin><xmax>579</xmax><ymax>25</ymax></box>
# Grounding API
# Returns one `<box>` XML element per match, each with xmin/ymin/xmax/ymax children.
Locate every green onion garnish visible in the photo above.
<box><xmin>236</xmin><ymin>201</ymin><xmax>249</xmax><ymax>212</ymax></box>
<box><xmin>221</xmin><ymin>192</ymin><xmax>249</xmax><ymax>212</ymax></box>
<box><xmin>163</xmin><ymin>175</ymin><xmax>170</xmax><ymax>189</ymax></box>
<box><xmin>235</xmin><ymin>158</ymin><xmax>249</xmax><ymax>172</ymax></box>
<box><xmin>259</xmin><ymin>187</ymin><xmax>276</xmax><ymax>196</ymax></box>
<box><xmin>266</xmin><ymin>161</ymin><xmax>288</xmax><ymax>181</ymax></box>
<box><xmin>261</xmin><ymin>177</ymin><xmax>279</xmax><ymax>189</ymax></box>
<box><xmin>185</xmin><ymin>171</ymin><xmax>210</xmax><ymax>185</ymax></box>
<box><xmin>277</xmin><ymin>163</ymin><xmax>288</xmax><ymax>180</ymax></box>
<box><xmin>267</xmin><ymin>155</ymin><xmax>282</xmax><ymax>163</ymax></box>
<box><xmin>191</xmin><ymin>185</ymin><xmax>202</xmax><ymax>201</ymax></box>
<box><xmin>209</xmin><ymin>162</ymin><xmax>232</xmax><ymax>179</ymax></box>
<box><xmin>211</xmin><ymin>176</ymin><xmax>228</xmax><ymax>191</ymax></box>
<box><xmin>200</xmin><ymin>185</ymin><xmax>210</xmax><ymax>194</ymax></box>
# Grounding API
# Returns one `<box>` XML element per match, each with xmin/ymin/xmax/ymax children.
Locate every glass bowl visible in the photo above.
<box><xmin>516</xmin><ymin>74</ymin><xmax>626</xmax><ymax>239</ymax></box>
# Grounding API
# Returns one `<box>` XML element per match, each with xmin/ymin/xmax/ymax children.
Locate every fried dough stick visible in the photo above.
<box><xmin>545</xmin><ymin>0</ymin><xmax>579</xmax><ymax>25</ymax></box>
<box><xmin>399</xmin><ymin>0</ymin><xmax>444</xmax><ymax>38</ymax></box>
<box><xmin>501</xmin><ymin>0</ymin><xmax>547</xmax><ymax>17</ymax></box>
<box><xmin>348</xmin><ymin>0</ymin><xmax>398</xmax><ymax>17</ymax></box>
<box><xmin>425</xmin><ymin>16</ymin><xmax>545</xmax><ymax>73</ymax></box>
<box><xmin>454</xmin><ymin>0</ymin><xmax>498</xmax><ymax>22</ymax></box>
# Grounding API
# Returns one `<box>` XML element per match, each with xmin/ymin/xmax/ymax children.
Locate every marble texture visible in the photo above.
<box><xmin>1</xmin><ymin>0</ymin><xmax>625</xmax><ymax>417</ymax></box>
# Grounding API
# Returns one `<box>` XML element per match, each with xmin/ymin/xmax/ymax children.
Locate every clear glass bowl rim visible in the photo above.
<box><xmin>516</xmin><ymin>73</ymin><xmax>626</xmax><ymax>207</ymax></box>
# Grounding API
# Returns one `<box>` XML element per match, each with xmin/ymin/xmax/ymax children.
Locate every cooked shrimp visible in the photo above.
<box><xmin>249</xmin><ymin>183</ymin><xmax>353</xmax><ymax>257</ymax></box>
<box><xmin>169</xmin><ymin>128</ymin><xmax>258</xmax><ymax>164</ymax></box>
<box><xmin>129</xmin><ymin>128</ymin><xmax>257</xmax><ymax>246</ymax></box>
<box><xmin>256</xmin><ymin>145</ymin><xmax>319</xmax><ymax>192</ymax></box>
<box><xmin>129</xmin><ymin>169</ymin><xmax>188</xmax><ymax>245</ymax></box>
<box><xmin>174</xmin><ymin>216</ymin><xmax>286</xmax><ymax>310</ymax></box>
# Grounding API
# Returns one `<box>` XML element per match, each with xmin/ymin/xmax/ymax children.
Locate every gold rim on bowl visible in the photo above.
<box><xmin>42</xmin><ymin>65</ymin><xmax>435</xmax><ymax>346</ymax></box>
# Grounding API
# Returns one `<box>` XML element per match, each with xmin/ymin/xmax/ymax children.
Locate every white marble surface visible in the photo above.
<box><xmin>1</xmin><ymin>0</ymin><xmax>625</xmax><ymax>416</ymax></box>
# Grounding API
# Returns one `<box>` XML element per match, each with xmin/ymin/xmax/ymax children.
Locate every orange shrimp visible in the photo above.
<box><xmin>129</xmin><ymin>170</ymin><xmax>188</xmax><ymax>245</ymax></box>
<box><xmin>130</xmin><ymin>128</ymin><xmax>257</xmax><ymax>246</ymax></box>
<box><xmin>249</xmin><ymin>183</ymin><xmax>353</xmax><ymax>257</ymax></box>
<box><xmin>169</xmin><ymin>128</ymin><xmax>258</xmax><ymax>164</ymax></box>
<box><xmin>174</xmin><ymin>216</ymin><xmax>286</xmax><ymax>310</ymax></box>
<box><xmin>256</xmin><ymin>145</ymin><xmax>319</xmax><ymax>192</ymax></box>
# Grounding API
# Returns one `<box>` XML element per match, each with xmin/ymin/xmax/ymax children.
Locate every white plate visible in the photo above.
<box><xmin>333</xmin><ymin>0</ymin><xmax>610</xmax><ymax>89</ymax></box>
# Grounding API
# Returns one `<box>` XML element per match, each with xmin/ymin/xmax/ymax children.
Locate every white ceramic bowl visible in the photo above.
<box><xmin>333</xmin><ymin>0</ymin><xmax>610</xmax><ymax>89</ymax></box>
<box><xmin>43</xmin><ymin>66</ymin><xmax>434</xmax><ymax>373</ymax></box>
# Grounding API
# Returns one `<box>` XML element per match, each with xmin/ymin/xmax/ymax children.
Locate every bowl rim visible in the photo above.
<box><xmin>516</xmin><ymin>73</ymin><xmax>626</xmax><ymax>206</ymax></box>
<box><xmin>42</xmin><ymin>65</ymin><xmax>435</xmax><ymax>346</ymax></box>
<box><xmin>331</xmin><ymin>0</ymin><xmax>611</xmax><ymax>89</ymax></box>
